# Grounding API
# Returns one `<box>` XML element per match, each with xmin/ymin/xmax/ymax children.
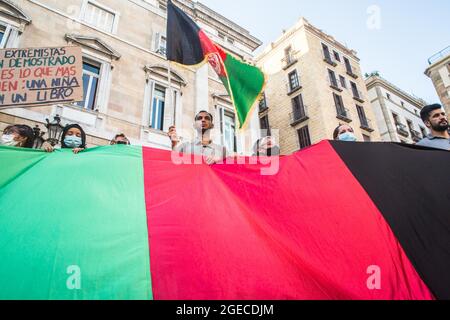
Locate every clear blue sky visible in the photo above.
<box><xmin>201</xmin><ymin>0</ymin><xmax>450</xmax><ymax>103</ymax></box>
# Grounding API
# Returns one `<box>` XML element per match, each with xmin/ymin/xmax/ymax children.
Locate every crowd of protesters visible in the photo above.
<box><xmin>1</xmin><ymin>104</ymin><xmax>448</xmax><ymax>159</ymax></box>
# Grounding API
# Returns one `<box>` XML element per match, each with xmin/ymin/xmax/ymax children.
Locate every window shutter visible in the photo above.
<box><xmin>163</xmin><ymin>87</ymin><xmax>173</xmax><ymax>131</ymax></box>
<box><xmin>154</xmin><ymin>32</ymin><xmax>161</xmax><ymax>52</ymax></box>
<box><xmin>5</xmin><ymin>27</ymin><xmax>19</xmax><ymax>48</ymax></box>
<box><xmin>148</xmin><ymin>81</ymin><xmax>155</xmax><ymax>127</ymax></box>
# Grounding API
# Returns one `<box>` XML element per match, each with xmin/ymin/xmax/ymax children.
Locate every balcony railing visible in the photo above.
<box><xmin>346</xmin><ymin>63</ymin><xmax>359</xmax><ymax>79</ymax></box>
<box><xmin>323</xmin><ymin>51</ymin><xmax>337</xmax><ymax>67</ymax></box>
<box><xmin>396</xmin><ymin>123</ymin><xmax>409</xmax><ymax>137</ymax></box>
<box><xmin>336</xmin><ymin>107</ymin><xmax>352</xmax><ymax>123</ymax></box>
<box><xmin>290</xmin><ymin>105</ymin><xmax>309</xmax><ymax>126</ymax></box>
<box><xmin>259</xmin><ymin>97</ymin><xmax>268</xmax><ymax>113</ymax></box>
<box><xmin>329</xmin><ymin>78</ymin><xmax>343</xmax><ymax>92</ymax></box>
<box><xmin>428</xmin><ymin>46</ymin><xmax>450</xmax><ymax>65</ymax></box>
<box><xmin>282</xmin><ymin>55</ymin><xmax>299</xmax><ymax>70</ymax></box>
<box><xmin>352</xmin><ymin>89</ymin><xmax>365</xmax><ymax>103</ymax></box>
<box><xmin>410</xmin><ymin>129</ymin><xmax>422</xmax><ymax>142</ymax></box>
<box><xmin>360</xmin><ymin>118</ymin><xmax>374</xmax><ymax>132</ymax></box>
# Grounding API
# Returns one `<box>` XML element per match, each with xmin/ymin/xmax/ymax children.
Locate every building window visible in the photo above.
<box><xmin>401</xmin><ymin>101</ymin><xmax>405</xmax><ymax>108</ymax></box>
<box><xmin>343</xmin><ymin>56</ymin><xmax>356</xmax><ymax>76</ymax></box>
<box><xmin>82</xmin><ymin>1</ymin><xmax>117</xmax><ymax>33</ymax></box>
<box><xmin>0</xmin><ymin>25</ymin><xmax>6</xmax><ymax>47</ymax></box>
<box><xmin>387</xmin><ymin>93</ymin><xmax>391</xmax><ymax>100</ymax></box>
<box><xmin>291</xmin><ymin>94</ymin><xmax>307</xmax><ymax>124</ymax></box>
<box><xmin>322</xmin><ymin>43</ymin><xmax>335</xmax><ymax>66</ymax></box>
<box><xmin>285</xmin><ymin>46</ymin><xmax>294</xmax><ymax>65</ymax></box>
<box><xmin>333</xmin><ymin>93</ymin><xmax>348</xmax><ymax>120</ymax></box>
<box><xmin>218</xmin><ymin>31</ymin><xmax>226</xmax><ymax>40</ymax></box>
<box><xmin>333</xmin><ymin>50</ymin><xmax>341</xmax><ymax>62</ymax></box>
<box><xmin>259</xmin><ymin>92</ymin><xmax>268</xmax><ymax>112</ymax></box>
<box><xmin>420</xmin><ymin>126</ymin><xmax>427</xmax><ymax>138</ymax></box>
<box><xmin>288</xmin><ymin>70</ymin><xmax>300</xmax><ymax>92</ymax></box>
<box><xmin>339</xmin><ymin>75</ymin><xmax>347</xmax><ymax>89</ymax></box>
<box><xmin>151</xmin><ymin>85</ymin><xmax>166</xmax><ymax>131</ymax></box>
<box><xmin>328</xmin><ymin>69</ymin><xmax>339</xmax><ymax>88</ymax></box>
<box><xmin>0</xmin><ymin>22</ymin><xmax>18</xmax><ymax>49</ymax></box>
<box><xmin>158</xmin><ymin>0</ymin><xmax>167</xmax><ymax>12</ymax></box>
<box><xmin>77</xmin><ymin>60</ymin><xmax>101</xmax><ymax>110</ymax></box>
<box><xmin>356</xmin><ymin>105</ymin><xmax>369</xmax><ymax>128</ymax></box>
<box><xmin>227</xmin><ymin>37</ymin><xmax>235</xmax><ymax>45</ymax></box>
<box><xmin>393</xmin><ymin>113</ymin><xmax>408</xmax><ymax>137</ymax></box>
<box><xmin>222</xmin><ymin>110</ymin><xmax>237</xmax><ymax>153</ymax></box>
<box><xmin>260</xmin><ymin>115</ymin><xmax>271</xmax><ymax>136</ymax></box>
<box><xmin>154</xmin><ymin>33</ymin><xmax>167</xmax><ymax>55</ymax></box>
<box><xmin>350</xmin><ymin>81</ymin><xmax>362</xmax><ymax>100</ymax></box>
<box><xmin>407</xmin><ymin>120</ymin><xmax>421</xmax><ymax>142</ymax></box>
<box><xmin>297</xmin><ymin>126</ymin><xmax>311</xmax><ymax>150</ymax></box>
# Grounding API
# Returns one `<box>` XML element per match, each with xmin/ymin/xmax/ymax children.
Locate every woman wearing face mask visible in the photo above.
<box><xmin>333</xmin><ymin>124</ymin><xmax>358</xmax><ymax>142</ymax></box>
<box><xmin>1</xmin><ymin>125</ymin><xmax>35</xmax><ymax>148</ymax></box>
<box><xmin>43</xmin><ymin>124</ymin><xmax>87</xmax><ymax>154</ymax></box>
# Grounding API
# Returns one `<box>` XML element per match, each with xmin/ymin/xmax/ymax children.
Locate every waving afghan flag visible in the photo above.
<box><xmin>166</xmin><ymin>0</ymin><xmax>265</xmax><ymax>129</ymax></box>
<box><xmin>1</xmin><ymin>142</ymin><xmax>450</xmax><ymax>300</ymax></box>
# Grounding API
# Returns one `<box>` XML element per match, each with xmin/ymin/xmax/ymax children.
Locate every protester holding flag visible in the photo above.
<box><xmin>166</xmin><ymin>0</ymin><xmax>265</xmax><ymax>129</ymax></box>
<box><xmin>169</xmin><ymin>111</ymin><xmax>227</xmax><ymax>165</ymax></box>
<box><xmin>43</xmin><ymin>124</ymin><xmax>87</xmax><ymax>154</ymax></box>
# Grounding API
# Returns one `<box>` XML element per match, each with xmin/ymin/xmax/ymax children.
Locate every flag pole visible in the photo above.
<box><xmin>167</xmin><ymin>59</ymin><xmax>176</xmax><ymax>127</ymax></box>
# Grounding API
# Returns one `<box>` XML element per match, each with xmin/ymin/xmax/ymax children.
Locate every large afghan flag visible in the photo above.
<box><xmin>166</xmin><ymin>0</ymin><xmax>265</xmax><ymax>129</ymax></box>
<box><xmin>0</xmin><ymin>142</ymin><xmax>449</xmax><ymax>300</ymax></box>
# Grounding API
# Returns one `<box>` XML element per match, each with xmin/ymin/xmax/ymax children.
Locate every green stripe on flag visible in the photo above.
<box><xmin>0</xmin><ymin>146</ymin><xmax>152</xmax><ymax>300</ymax></box>
<box><xmin>223</xmin><ymin>53</ymin><xmax>265</xmax><ymax>128</ymax></box>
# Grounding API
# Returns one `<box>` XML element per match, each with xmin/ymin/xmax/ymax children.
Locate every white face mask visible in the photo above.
<box><xmin>1</xmin><ymin>134</ymin><xmax>19</xmax><ymax>147</ymax></box>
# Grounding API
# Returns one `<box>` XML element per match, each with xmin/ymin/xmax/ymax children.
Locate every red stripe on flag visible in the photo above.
<box><xmin>198</xmin><ymin>30</ymin><xmax>227</xmax><ymax>78</ymax></box>
<box><xmin>142</xmin><ymin>142</ymin><xmax>433</xmax><ymax>300</ymax></box>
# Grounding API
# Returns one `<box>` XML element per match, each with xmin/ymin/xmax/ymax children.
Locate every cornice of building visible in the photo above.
<box><xmin>256</xmin><ymin>17</ymin><xmax>359</xmax><ymax>62</ymax></box>
<box><xmin>425</xmin><ymin>53</ymin><xmax>450</xmax><ymax>76</ymax></box>
<box><xmin>366</xmin><ymin>75</ymin><xmax>427</xmax><ymax>108</ymax></box>
<box><xmin>173</xmin><ymin>0</ymin><xmax>262</xmax><ymax>51</ymax></box>
<box><xmin>302</xmin><ymin>19</ymin><xmax>359</xmax><ymax>60</ymax></box>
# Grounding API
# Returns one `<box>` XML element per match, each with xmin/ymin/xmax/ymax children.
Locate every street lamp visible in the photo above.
<box><xmin>32</xmin><ymin>125</ymin><xmax>45</xmax><ymax>149</ymax></box>
<box><xmin>45</xmin><ymin>115</ymin><xmax>65</xmax><ymax>147</ymax></box>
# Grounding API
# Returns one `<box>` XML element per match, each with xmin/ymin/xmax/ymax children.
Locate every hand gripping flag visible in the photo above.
<box><xmin>166</xmin><ymin>0</ymin><xmax>266</xmax><ymax>129</ymax></box>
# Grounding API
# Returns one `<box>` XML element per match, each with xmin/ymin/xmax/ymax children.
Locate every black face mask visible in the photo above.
<box><xmin>116</xmin><ymin>141</ymin><xmax>129</xmax><ymax>145</ymax></box>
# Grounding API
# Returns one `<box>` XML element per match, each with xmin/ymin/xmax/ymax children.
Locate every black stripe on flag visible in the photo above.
<box><xmin>166</xmin><ymin>0</ymin><xmax>205</xmax><ymax>65</ymax></box>
<box><xmin>331</xmin><ymin>141</ymin><xmax>450</xmax><ymax>300</ymax></box>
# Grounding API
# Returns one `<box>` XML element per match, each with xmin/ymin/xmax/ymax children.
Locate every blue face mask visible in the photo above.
<box><xmin>338</xmin><ymin>132</ymin><xmax>357</xmax><ymax>142</ymax></box>
<box><xmin>64</xmin><ymin>136</ymin><xmax>82</xmax><ymax>148</ymax></box>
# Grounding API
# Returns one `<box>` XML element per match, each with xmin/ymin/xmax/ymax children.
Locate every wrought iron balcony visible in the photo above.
<box><xmin>336</xmin><ymin>107</ymin><xmax>352</xmax><ymax>123</ymax></box>
<box><xmin>410</xmin><ymin>129</ymin><xmax>422</xmax><ymax>143</ymax></box>
<box><xmin>290</xmin><ymin>105</ymin><xmax>309</xmax><ymax>126</ymax></box>
<box><xmin>352</xmin><ymin>89</ymin><xmax>365</xmax><ymax>103</ymax></box>
<box><xmin>329</xmin><ymin>78</ymin><xmax>343</xmax><ymax>92</ymax></box>
<box><xmin>282</xmin><ymin>55</ymin><xmax>299</xmax><ymax>70</ymax></box>
<box><xmin>346</xmin><ymin>64</ymin><xmax>359</xmax><ymax>79</ymax></box>
<box><xmin>360</xmin><ymin>118</ymin><xmax>374</xmax><ymax>132</ymax></box>
<box><xmin>396</xmin><ymin>123</ymin><xmax>409</xmax><ymax>137</ymax></box>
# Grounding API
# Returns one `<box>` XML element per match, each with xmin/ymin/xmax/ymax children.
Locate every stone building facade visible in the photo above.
<box><xmin>366</xmin><ymin>74</ymin><xmax>427</xmax><ymax>144</ymax></box>
<box><xmin>0</xmin><ymin>0</ymin><xmax>262</xmax><ymax>153</ymax></box>
<box><xmin>256</xmin><ymin>18</ymin><xmax>380</xmax><ymax>155</ymax></box>
<box><xmin>425</xmin><ymin>46</ymin><xmax>450</xmax><ymax>115</ymax></box>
